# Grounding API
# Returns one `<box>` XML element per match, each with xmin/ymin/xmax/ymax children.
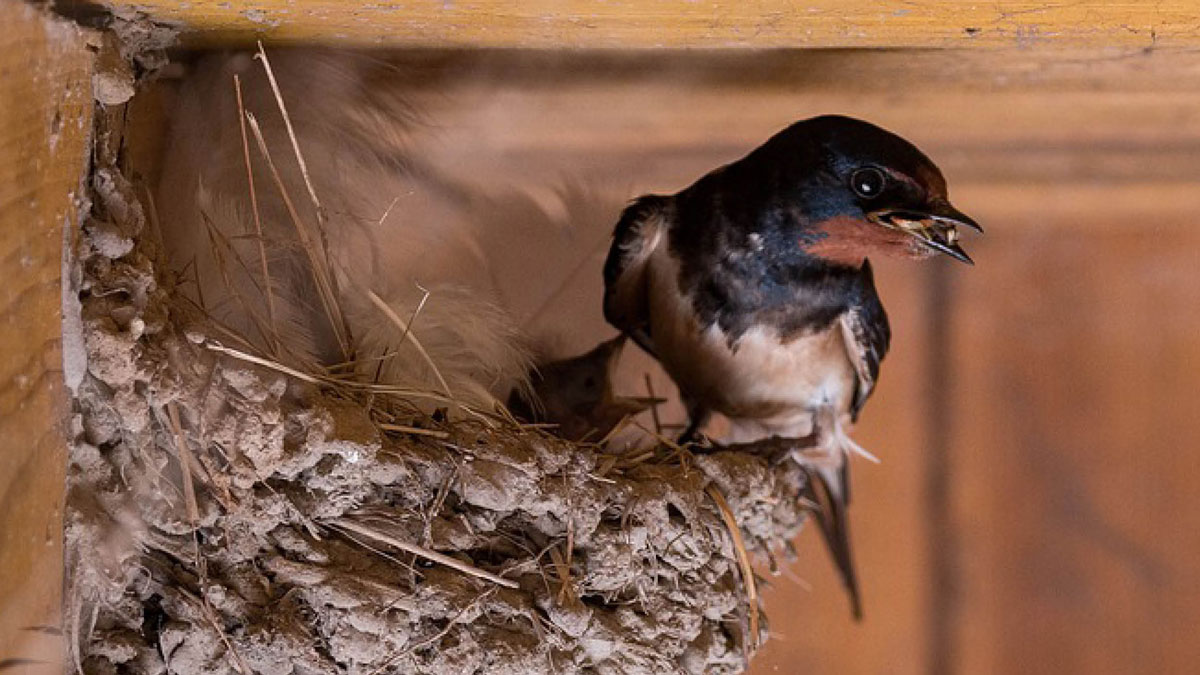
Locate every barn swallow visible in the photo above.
<box><xmin>508</xmin><ymin>335</ymin><xmax>659</xmax><ymax>442</ymax></box>
<box><xmin>602</xmin><ymin>115</ymin><xmax>980</xmax><ymax>617</ymax></box>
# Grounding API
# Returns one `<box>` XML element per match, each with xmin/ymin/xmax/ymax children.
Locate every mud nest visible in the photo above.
<box><xmin>65</xmin><ymin>49</ymin><xmax>816</xmax><ymax>675</ymax></box>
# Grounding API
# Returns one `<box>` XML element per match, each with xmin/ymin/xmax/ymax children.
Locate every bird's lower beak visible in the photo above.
<box><xmin>869</xmin><ymin>200</ymin><xmax>981</xmax><ymax>265</ymax></box>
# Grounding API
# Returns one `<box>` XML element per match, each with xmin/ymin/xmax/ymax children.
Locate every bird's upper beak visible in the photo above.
<box><xmin>868</xmin><ymin>200</ymin><xmax>982</xmax><ymax>265</ymax></box>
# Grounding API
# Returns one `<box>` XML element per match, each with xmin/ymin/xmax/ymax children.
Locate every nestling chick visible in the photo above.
<box><xmin>508</xmin><ymin>335</ymin><xmax>657</xmax><ymax>442</ymax></box>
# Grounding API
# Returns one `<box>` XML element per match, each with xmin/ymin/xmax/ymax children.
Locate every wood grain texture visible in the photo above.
<box><xmin>0</xmin><ymin>2</ymin><xmax>93</xmax><ymax>667</ymax></box>
<box><xmin>372</xmin><ymin>49</ymin><xmax>1200</xmax><ymax>228</ymax></box>
<box><xmin>103</xmin><ymin>0</ymin><xmax>1198</xmax><ymax>48</ymax></box>
<box><xmin>948</xmin><ymin>227</ymin><xmax>1200</xmax><ymax>675</ymax></box>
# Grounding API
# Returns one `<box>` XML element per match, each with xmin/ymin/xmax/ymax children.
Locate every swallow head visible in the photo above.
<box><xmin>508</xmin><ymin>335</ymin><xmax>659</xmax><ymax>442</ymax></box>
<box><xmin>746</xmin><ymin>115</ymin><xmax>982</xmax><ymax>266</ymax></box>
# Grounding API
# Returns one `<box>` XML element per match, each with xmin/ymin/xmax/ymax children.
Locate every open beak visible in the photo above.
<box><xmin>869</xmin><ymin>200</ymin><xmax>982</xmax><ymax>265</ymax></box>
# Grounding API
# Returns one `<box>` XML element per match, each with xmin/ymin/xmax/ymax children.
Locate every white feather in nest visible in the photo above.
<box><xmin>156</xmin><ymin>49</ymin><xmax>634</xmax><ymax>414</ymax></box>
<box><xmin>346</xmin><ymin>283</ymin><xmax>533</xmax><ymax>409</ymax></box>
<box><xmin>188</xmin><ymin>181</ymin><xmax>339</xmax><ymax>368</ymax></box>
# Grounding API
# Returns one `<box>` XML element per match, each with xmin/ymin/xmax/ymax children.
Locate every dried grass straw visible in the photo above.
<box><xmin>233</xmin><ymin>72</ymin><xmax>278</xmax><ymax>355</ymax></box>
<box><xmin>328</xmin><ymin>518</ymin><xmax>519</xmax><ymax>589</ymax></box>
<box><xmin>707</xmin><ymin>484</ymin><xmax>761</xmax><ymax>655</ymax></box>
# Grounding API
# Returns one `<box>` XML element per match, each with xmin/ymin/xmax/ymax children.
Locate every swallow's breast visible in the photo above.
<box><xmin>646</xmin><ymin>245</ymin><xmax>856</xmax><ymax>439</ymax></box>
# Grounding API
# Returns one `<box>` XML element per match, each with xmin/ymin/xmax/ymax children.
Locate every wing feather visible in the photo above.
<box><xmin>837</xmin><ymin>260</ymin><xmax>891</xmax><ymax>420</ymax></box>
<box><xmin>602</xmin><ymin>195</ymin><xmax>673</xmax><ymax>357</ymax></box>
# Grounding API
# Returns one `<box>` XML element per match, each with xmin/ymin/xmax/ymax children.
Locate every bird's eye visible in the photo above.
<box><xmin>850</xmin><ymin>167</ymin><xmax>886</xmax><ymax>199</ymax></box>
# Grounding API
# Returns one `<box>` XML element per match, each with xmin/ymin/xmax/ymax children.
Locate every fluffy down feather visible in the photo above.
<box><xmin>156</xmin><ymin>50</ymin><xmax>541</xmax><ymax>411</ymax></box>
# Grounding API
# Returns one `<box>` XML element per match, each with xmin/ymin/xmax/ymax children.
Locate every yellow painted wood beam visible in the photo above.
<box><xmin>0</xmin><ymin>2</ymin><xmax>93</xmax><ymax>666</ymax></box>
<box><xmin>107</xmin><ymin>1</ymin><xmax>1194</xmax><ymax>48</ymax></box>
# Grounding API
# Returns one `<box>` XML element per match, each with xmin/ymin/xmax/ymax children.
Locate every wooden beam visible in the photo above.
<box><xmin>105</xmin><ymin>0</ymin><xmax>1194</xmax><ymax>48</ymax></box>
<box><xmin>0</xmin><ymin>2</ymin><xmax>93</xmax><ymax>667</ymax></box>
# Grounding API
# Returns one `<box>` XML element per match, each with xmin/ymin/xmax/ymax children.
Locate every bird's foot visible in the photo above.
<box><xmin>708</xmin><ymin>433</ymin><xmax>819</xmax><ymax>461</ymax></box>
<box><xmin>790</xmin><ymin>445</ymin><xmax>843</xmax><ymax>472</ymax></box>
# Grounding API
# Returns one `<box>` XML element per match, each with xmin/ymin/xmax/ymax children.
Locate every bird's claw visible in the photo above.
<box><xmin>707</xmin><ymin>433</ymin><xmax>819</xmax><ymax>462</ymax></box>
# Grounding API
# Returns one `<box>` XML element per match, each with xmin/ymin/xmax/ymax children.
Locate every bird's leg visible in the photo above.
<box><xmin>714</xmin><ymin>433</ymin><xmax>819</xmax><ymax>461</ymax></box>
<box><xmin>676</xmin><ymin>397</ymin><xmax>711</xmax><ymax>445</ymax></box>
<box><xmin>676</xmin><ymin>415</ymin><xmax>707</xmax><ymax>445</ymax></box>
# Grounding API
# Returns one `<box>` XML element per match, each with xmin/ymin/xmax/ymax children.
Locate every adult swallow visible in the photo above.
<box><xmin>602</xmin><ymin>114</ymin><xmax>980</xmax><ymax>617</ymax></box>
